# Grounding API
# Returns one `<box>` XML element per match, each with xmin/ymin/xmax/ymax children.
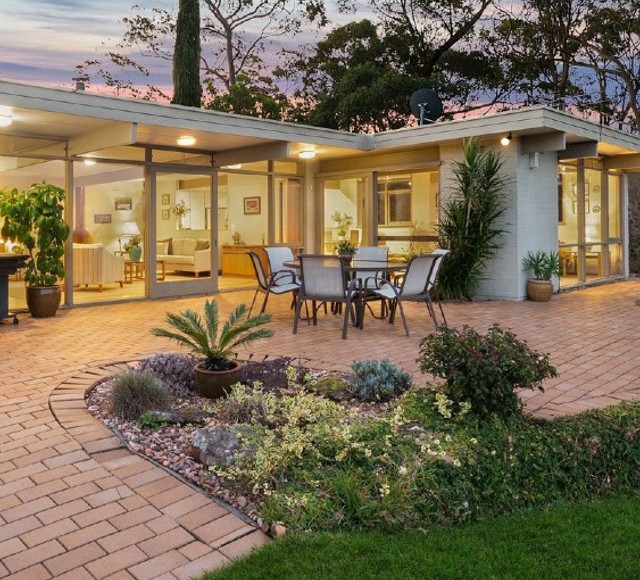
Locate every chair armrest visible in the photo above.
<box><xmin>270</xmin><ymin>269</ymin><xmax>297</xmax><ymax>286</ymax></box>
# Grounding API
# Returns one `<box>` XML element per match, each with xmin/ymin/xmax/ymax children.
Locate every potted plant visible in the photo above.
<box><xmin>331</xmin><ymin>210</ymin><xmax>354</xmax><ymax>239</ymax></box>
<box><xmin>522</xmin><ymin>250</ymin><xmax>560</xmax><ymax>302</ymax></box>
<box><xmin>0</xmin><ymin>182</ymin><xmax>70</xmax><ymax>317</ymax></box>
<box><xmin>123</xmin><ymin>234</ymin><xmax>142</xmax><ymax>262</ymax></box>
<box><xmin>335</xmin><ymin>239</ymin><xmax>356</xmax><ymax>264</ymax></box>
<box><xmin>151</xmin><ymin>299</ymin><xmax>274</xmax><ymax>398</ymax></box>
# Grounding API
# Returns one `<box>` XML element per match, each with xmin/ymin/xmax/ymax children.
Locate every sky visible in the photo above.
<box><xmin>0</xmin><ymin>0</ymin><xmax>158</xmax><ymax>88</ymax></box>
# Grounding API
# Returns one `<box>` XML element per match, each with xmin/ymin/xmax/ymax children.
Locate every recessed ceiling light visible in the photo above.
<box><xmin>298</xmin><ymin>149</ymin><xmax>316</xmax><ymax>159</ymax></box>
<box><xmin>0</xmin><ymin>106</ymin><xmax>12</xmax><ymax>127</ymax></box>
<box><xmin>83</xmin><ymin>158</ymin><xmax>97</xmax><ymax>166</ymax></box>
<box><xmin>224</xmin><ymin>164</ymin><xmax>242</xmax><ymax>169</ymax></box>
<box><xmin>177</xmin><ymin>135</ymin><xmax>196</xmax><ymax>147</ymax></box>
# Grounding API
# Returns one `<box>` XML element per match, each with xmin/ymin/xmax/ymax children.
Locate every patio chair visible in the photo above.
<box><xmin>369</xmin><ymin>253</ymin><xmax>446</xmax><ymax>336</ymax></box>
<box><xmin>353</xmin><ymin>245</ymin><xmax>389</xmax><ymax>318</ymax></box>
<box><xmin>247</xmin><ymin>250</ymin><xmax>300</xmax><ymax>316</ymax></box>
<box><xmin>264</xmin><ymin>246</ymin><xmax>300</xmax><ymax>286</ymax></box>
<box><xmin>428</xmin><ymin>248</ymin><xmax>450</xmax><ymax>325</ymax></box>
<box><xmin>293</xmin><ymin>254</ymin><xmax>360</xmax><ymax>340</ymax></box>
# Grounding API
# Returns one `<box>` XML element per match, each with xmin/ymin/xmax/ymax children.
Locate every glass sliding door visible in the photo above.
<box><xmin>323</xmin><ymin>177</ymin><xmax>370</xmax><ymax>253</ymax></box>
<box><xmin>558</xmin><ymin>162</ymin><xmax>623</xmax><ymax>287</ymax></box>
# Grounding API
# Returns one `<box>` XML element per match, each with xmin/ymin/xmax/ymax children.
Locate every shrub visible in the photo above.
<box><xmin>348</xmin><ymin>359</ymin><xmax>413</xmax><ymax>402</ymax></box>
<box><xmin>418</xmin><ymin>324</ymin><xmax>557</xmax><ymax>419</ymax></box>
<box><xmin>138</xmin><ymin>411</ymin><xmax>167</xmax><ymax>431</ymax></box>
<box><xmin>110</xmin><ymin>370</ymin><xmax>172</xmax><ymax>420</ymax></box>
<box><xmin>137</xmin><ymin>353</ymin><xmax>197</xmax><ymax>398</ymax></box>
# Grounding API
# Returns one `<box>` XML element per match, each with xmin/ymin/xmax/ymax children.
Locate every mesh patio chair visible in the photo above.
<box><xmin>369</xmin><ymin>253</ymin><xmax>446</xmax><ymax>336</ymax></box>
<box><xmin>247</xmin><ymin>250</ymin><xmax>300</xmax><ymax>317</ymax></box>
<box><xmin>264</xmin><ymin>246</ymin><xmax>301</xmax><ymax>286</ymax></box>
<box><xmin>353</xmin><ymin>245</ymin><xmax>389</xmax><ymax>318</ymax></box>
<box><xmin>428</xmin><ymin>248</ymin><xmax>450</xmax><ymax>325</ymax></box>
<box><xmin>293</xmin><ymin>254</ymin><xmax>360</xmax><ymax>340</ymax></box>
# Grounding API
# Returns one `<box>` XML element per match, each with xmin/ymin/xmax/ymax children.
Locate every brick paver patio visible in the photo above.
<box><xmin>2</xmin><ymin>280</ymin><xmax>640</xmax><ymax>578</ymax></box>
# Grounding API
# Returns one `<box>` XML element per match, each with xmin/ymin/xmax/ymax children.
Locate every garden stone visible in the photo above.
<box><xmin>191</xmin><ymin>425</ymin><xmax>255</xmax><ymax>467</ymax></box>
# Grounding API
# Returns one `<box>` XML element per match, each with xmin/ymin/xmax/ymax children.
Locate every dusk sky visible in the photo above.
<box><xmin>0</xmin><ymin>0</ymin><xmax>152</xmax><ymax>88</ymax></box>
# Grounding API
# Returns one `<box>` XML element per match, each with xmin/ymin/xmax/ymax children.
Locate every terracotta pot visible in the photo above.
<box><xmin>194</xmin><ymin>360</ymin><xmax>242</xmax><ymax>399</ymax></box>
<box><xmin>526</xmin><ymin>278</ymin><xmax>553</xmax><ymax>302</ymax></box>
<box><xmin>26</xmin><ymin>285</ymin><xmax>62</xmax><ymax>317</ymax></box>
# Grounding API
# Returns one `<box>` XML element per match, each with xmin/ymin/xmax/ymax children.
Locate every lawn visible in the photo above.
<box><xmin>203</xmin><ymin>493</ymin><xmax>640</xmax><ymax>579</ymax></box>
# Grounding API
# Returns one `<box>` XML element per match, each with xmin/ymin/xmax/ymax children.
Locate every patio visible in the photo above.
<box><xmin>1</xmin><ymin>280</ymin><xmax>640</xmax><ymax>577</ymax></box>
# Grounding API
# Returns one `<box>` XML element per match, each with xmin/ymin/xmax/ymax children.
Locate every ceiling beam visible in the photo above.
<box><xmin>213</xmin><ymin>141</ymin><xmax>290</xmax><ymax>167</ymax></box>
<box><xmin>67</xmin><ymin>123</ymin><xmax>137</xmax><ymax>157</ymax></box>
<box><xmin>558</xmin><ymin>141</ymin><xmax>598</xmax><ymax>160</ymax></box>
<box><xmin>603</xmin><ymin>153</ymin><xmax>640</xmax><ymax>170</ymax></box>
<box><xmin>519</xmin><ymin>132</ymin><xmax>566</xmax><ymax>154</ymax></box>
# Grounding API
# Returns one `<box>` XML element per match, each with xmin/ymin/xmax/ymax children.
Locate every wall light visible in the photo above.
<box><xmin>177</xmin><ymin>135</ymin><xmax>196</xmax><ymax>147</ymax></box>
<box><xmin>298</xmin><ymin>149</ymin><xmax>316</xmax><ymax>160</ymax></box>
<box><xmin>500</xmin><ymin>132</ymin><xmax>512</xmax><ymax>146</ymax></box>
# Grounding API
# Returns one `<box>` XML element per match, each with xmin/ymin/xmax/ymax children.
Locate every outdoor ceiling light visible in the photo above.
<box><xmin>0</xmin><ymin>106</ymin><xmax>12</xmax><ymax>127</ymax></box>
<box><xmin>298</xmin><ymin>149</ymin><xmax>316</xmax><ymax>159</ymax></box>
<box><xmin>177</xmin><ymin>135</ymin><xmax>196</xmax><ymax>147</ymax></box>
<box><xmin>500</xmin><ymin>132</ymin><xmax>512</xmax><ymax>146</ymax></box>
<box><xmin>83</xmin><ymin>158</ymin><xmax>97</xmax><ymax>166</ymax></box>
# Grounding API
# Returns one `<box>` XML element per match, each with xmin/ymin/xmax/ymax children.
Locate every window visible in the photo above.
<box><xmin>378</xmin><ymin>176</ymin><xmax>412</xmax><ymax>225</ymax></box>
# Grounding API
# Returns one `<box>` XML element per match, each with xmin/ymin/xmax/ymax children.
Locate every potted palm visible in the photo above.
<box><xmin>522</xmin><ymin>250</ymin><xmax>560</xmax><ymax>302</ymax></box>
<box><xmin>151</xmin><ymin>299</ymin><xmax>274</xmax><ymax>398</ymax></box>
<box><xmin>0</xmin><ymin>182</ymin><xmax>70</xmax><ymax>317</ymax></box>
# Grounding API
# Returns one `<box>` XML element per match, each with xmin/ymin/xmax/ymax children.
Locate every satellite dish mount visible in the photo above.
<box><xmin>409</xmin><ymin>89</ymin><xmax>443</xmax><ymax>125</ymax></box>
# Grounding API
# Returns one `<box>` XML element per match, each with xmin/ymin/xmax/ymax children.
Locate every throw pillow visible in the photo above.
<box><xmin>158</xmin><ymin>237</ymin><xmax>173</xmax><ymax>254</ymax></box>
<box><xmin>156</xmin><ymin>242</ymin><xmax>169</xmax><ymax>255</ymax></box>
<box><xmin>181</xmin><ymin>238</ymin><xmax>197</xmax><ymax>255</ymax></box>
<box><xmin>195</xmin><ymin>238</ymin><xmax>210</xmax><ymax>251</ymax></box>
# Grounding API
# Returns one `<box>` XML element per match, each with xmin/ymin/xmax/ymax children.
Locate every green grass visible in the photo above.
<box><xmin>203</xmin><ymin>493</ymin><xmax>640</xmax><ymax>579</ymax></box>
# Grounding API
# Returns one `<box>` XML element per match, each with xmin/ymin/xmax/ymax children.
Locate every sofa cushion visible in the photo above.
<box><xmin>157</xmin><ymin>242</ymin><xmax>169</xmax><ymax>255</ymax></box>
<box><xmin>162</xmin><ymin>255</ymin><xmax>194</xmax><ymax>266</ymax></box>
<box><xmin>196</xmin><ymin>238</ymin><xmax>210</xmax><ymax>251</ymax></box>
<box><xmin>172</xmin><ymin>238</ymin><xmax>197</xmax><ymax>256</ymax></box>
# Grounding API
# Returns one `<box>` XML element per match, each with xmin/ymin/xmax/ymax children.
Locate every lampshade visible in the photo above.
<box><xmin>122</xmin><ymin>221</ymin><xmax>140</xmax><ymax>236</ymax></box>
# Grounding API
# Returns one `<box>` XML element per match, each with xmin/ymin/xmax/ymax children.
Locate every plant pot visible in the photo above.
<box><xmin>338</xmin><ymin>253</ymin><xmax>354</xmax><ymax>266</ymax></box>
<box><xmin>526</xmin><ymin>279</ymin><xmax>553</xmax><ymax>302</ymax></box>
<box><xmin>128</xmin><ymin>245</ymin><xmax>142</xmax><ymax>262</ymax></box>
<box><xmin>26</xmin><ymin>285</ymin><xmax>62</xmax><ymax>317</ymax></box>
<box><xmin>194</xmin><ymin>360</ymin><xmax>242</xmax><ymax>399</ymax></box>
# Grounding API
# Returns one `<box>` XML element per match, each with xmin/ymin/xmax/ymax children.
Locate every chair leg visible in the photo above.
<box><xmin>396</xmin><ymin>299</ymin><xmax>410</xmax><ymax>336</ymax></box>
<box><xmin>342</xmin><ymin>299</ymin><xmax>351</xmax><ymax>339</ymax></box>
<box><xmin>424</xmin><ymin>296</ymin><xmax>439</xmax><ymax>329</ymax></box>
<box><xmin>435</xmin><ymin>295</ymin><xmax>447</xmax><ymax>326</ymax></box>
<box><xmin>248</xmin><ymin>289</ymin><xmax>260</xmax><ymax>317</ymax></box>
<box><xmin>293</xmin><ymin>294</ymin><xmax>303</xmax><ymax>335</ymax></box>
<box><xmin>259</xmin><ymin>291</ymin><xmax>270</xmax><ymax>314</ymax></box>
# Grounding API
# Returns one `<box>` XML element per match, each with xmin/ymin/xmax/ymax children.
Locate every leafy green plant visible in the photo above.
<box><xmin>438</xmin><ymin>138</ymin><xmax>508</xmax><ymax>300</ymax></box>
<box><xmin>138</xmin><ymin>410</ymin><xmax>167</xmax><ymax>430</ymax></box>
<box><xmin>335</xmin><ymin>239</ymin><xmax>356</xmax><ymax>255</ymax></box>
<box><xmin>151</xmin><ymin>299</ymin><xmax>274</xmax><ymax>371</ymax></box>
<box><xmin>418</xmin><ymin>324</ymin><xmax>557</xmax><ymax>419</ymax></box>
<box><xmin>523</xmin><ymin>250</ymin><xmax>560</xmax><ymax>280</ymax></box>
<box><xmin>110</xmin><ymin>370</ymin><xmax>171</xmax><ymax>420</ymax></box>
<box><xmin>331</xmin><ymin>210</ymin><xmax>354</xmax><ymax>237</ymax></box>
<box><xmin>348</xmin><ymin>359</ymin><xmax>413</xmax><ymax>402</ymax></box>
<box><xmin>0</xmin><ymin>182</ymin><xmax>70</xmax><ymax>286</ymax></box>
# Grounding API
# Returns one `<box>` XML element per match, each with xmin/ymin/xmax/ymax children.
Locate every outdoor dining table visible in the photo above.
<box><xmin>283</xmin><ymin>258</ymin><xmax>409</xmax><ymax>329</ymax></box>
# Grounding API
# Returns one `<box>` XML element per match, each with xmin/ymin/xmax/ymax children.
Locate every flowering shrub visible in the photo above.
<box><xmin>418</xmin><ymin>324</ymin><xmax>557</xmax><ymax>420</ymax></box>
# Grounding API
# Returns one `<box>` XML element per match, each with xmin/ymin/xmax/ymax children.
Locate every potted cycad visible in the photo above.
<box><xmin>151</xmin><ymin>299</ymin><xmax>274</xmax><ymax>398</ymax></box>
<box><xmin>522</xmin><ymin>250</ymin><xmax>560</xmax><ymax>302</ymax></box>
<box><xmin>0</xmin><ymin>182</ymin><xmax>70</xmax><ymax>317</ymax></box>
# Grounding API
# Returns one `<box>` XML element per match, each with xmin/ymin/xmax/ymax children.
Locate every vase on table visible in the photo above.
<box><xmin>128</xmin><ymin>245</ymin><xmax>142</xmax><ymax>262</ymax></box>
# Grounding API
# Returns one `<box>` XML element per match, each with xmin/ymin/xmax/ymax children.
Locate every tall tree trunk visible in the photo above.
<box><xmin>172</xmin><ymin>0</ymin><xmax>202</xmax><ymax>107</ymax></box>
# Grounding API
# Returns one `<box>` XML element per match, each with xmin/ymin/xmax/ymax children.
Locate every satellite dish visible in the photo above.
<box><xmin>410</xmin><ymin>89</ymin><xmax>443</xmax><ymax>125</ymax></box>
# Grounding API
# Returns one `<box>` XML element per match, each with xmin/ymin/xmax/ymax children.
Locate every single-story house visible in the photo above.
<box><xmin>1</xmin><ymin>79</ymin><xmax>639</xmax><ymax>311</ymax></box>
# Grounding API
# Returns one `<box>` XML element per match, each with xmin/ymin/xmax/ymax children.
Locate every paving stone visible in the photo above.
<box><xmin>43</xmin><ymin>541</ymin><xmax>107</xmax><ymax>577</ymax></box>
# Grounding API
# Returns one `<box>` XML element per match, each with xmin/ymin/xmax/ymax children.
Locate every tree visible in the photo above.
<box><xmin>172</xmin><ymin>0</ymin><xmax>202</xmax><ymax>106</ymax></box>
<box><xmin>76</xmin><ymin>0</ymin><xmax>328</xmax><ymax>116</ymax></box>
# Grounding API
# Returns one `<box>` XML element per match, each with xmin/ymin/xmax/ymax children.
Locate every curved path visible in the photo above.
<box><xmin>2</xmin><ymin>282</ymin><xmax>640</xmax><ymax>578</ymax></box>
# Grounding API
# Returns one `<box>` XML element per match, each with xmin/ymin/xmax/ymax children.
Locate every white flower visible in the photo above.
<box><xmin>398</xmin><ymin>466</ymin><xmax>408</xmax><ymax>476</ymax></box>
<box><xmin>453</xmin><ymin>459</ymin><xmax>462</xmax><ymax>467</ymax></box>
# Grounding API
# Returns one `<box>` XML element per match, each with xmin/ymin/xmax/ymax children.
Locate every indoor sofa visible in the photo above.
<box><xmin>157</xmin><ymin>237</ymin><xmax>211</xmax><ymax>277</ymax></box>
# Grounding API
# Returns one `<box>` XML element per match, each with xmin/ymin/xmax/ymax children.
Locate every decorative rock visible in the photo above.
<box><xmin>191</xmin><ymin>425</ymin><xmax>255</xmax><ymax>467</ymax></box>
<box><xmin>270</xmin><ymin>523</ymin><xmax>287</xmax><ymax>538</ymax></box>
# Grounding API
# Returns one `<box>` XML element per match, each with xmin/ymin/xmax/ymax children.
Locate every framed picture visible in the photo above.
<box><xmin>94</xmin><ymin>213</ymin><xmax>112</xmax><ymax>224</ymax></box>
<box><xmin>161</xmin><ymin>209</ymin><xmax>170</xmax><ymax>220</ymax></box>
<box><xmin>115</xmin><ymin>197</ymin><xmax>132</xmax><ymax>211</ymax></box>
<box><xmin>161</xmin><ymin>194</ymin><xmax>171</xmax><ymax>205</ymax></box>
<box><xmin>244</xmin><ymin>196</ymin><xmax>261</xmax><ymax>215</ymax></box>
